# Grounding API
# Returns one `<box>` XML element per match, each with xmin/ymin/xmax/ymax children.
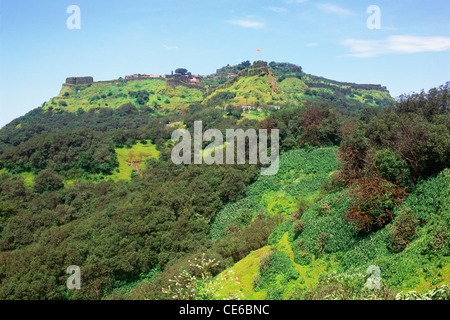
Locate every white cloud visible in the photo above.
<box><xmin>228</xmin><ymin>19</ymin><xmax>265</xmax><ymax>29</ymax></box>
<box><xmin>342</xmin><ymin>35</ymin><xmax>450</xmax><ymax>58</ymax></box>
<box><xmin>163</xmin><ymin>45</ymin><xmax>179</xmax><ymax>50</ymax></box>
<box><xmin>265</xmin><ymin>7</ymin><xmax>287</xmax><ymax>14</ymax></box>
<box><xmin>306</xmin><ymin>42</ymin><xmax>319</xmax><ymax>47</ymax></box>
<box><xmin>318</xmin><ymin>3</ymin><xmax>352</xmax><ymax>15</ymax></box>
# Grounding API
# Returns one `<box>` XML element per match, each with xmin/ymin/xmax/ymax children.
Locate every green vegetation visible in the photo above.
<box><xmin>43</xmin><ymin>78</ymin><xmax>205</xmax><ymax>113</ymax></box>
<box><xmin>108</xmin><ymin>140</ymin><xmax>159</xmax><ymax>181</ymax></box>
<box><xmin>209</xmin><ymin>147</ymin><xmax>339</xmax><ymax>240</ymax></box>
<box><xmin>204</xmin><ymin>66</ymin><xmax>284</xmax><ymax>107</ymax></box>
<box><xmin>0</xmin><ymin>61</ymin><xmax>448</xmax><ymax>301</ymax></box>
<box><xmin>213</xmin><ymin>168</ymin><xmax>449</xmax><ymax>300</ymax></box>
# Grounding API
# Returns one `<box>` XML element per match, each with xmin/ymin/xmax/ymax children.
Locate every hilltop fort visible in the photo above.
<box><xmin>65</xmin><ymin>76</ymin><xmax>94</xmax><ymax>85</ymax></box>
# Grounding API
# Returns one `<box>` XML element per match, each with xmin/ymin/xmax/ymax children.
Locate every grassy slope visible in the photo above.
<box><xmin>209</xmin><ymin>147</ymin><xmax>340</xmax><ymax>240</ymax></box>
<box><xmin>212</xmin><ymin>147</ymin><xmax>340</xmax><ymax>299</ymax></box>
<box><xmin>64</xmin><ymin>140</ymin><xmax>160</xmax><ymax>185</ymax></box>
<box><xmin>240</xmin><ymin>109</ymin><xmax>269</xmax><ymax>122</ymax></box>
<box><xmin>215</xmin><ymin>165</ymin><xmax>450</xmax><ymax>299</ymax></box>
<box><xmin>108</xmin><ymin>140</ymin><xmax>159</xmax><ymax>181</ymax></box>
<box><xmin>0</xmin><ymin>169</ymin><xmax>35</xmax><ymax>187</ymax></box>
<box><xmin>42</xmin><ymin>78</ymin><xmax>205</xmax><ymax>113</ymax></box>
<box><xmin>216</xmin><ymin>246</ymin><xmax>272</xmax><ymax>300</ymax></box>
<box><xmin>215</xmin><ymin>232</ymin><xmax>330</xmax><ymax>300</ymax></box>
<box><xmin>38</xmin><ymin>62</ymin><xmax>394</xmax><ymax>120</ymax></box>
<box><xmin>302</xmin><ymin>74</ymin><xmax>394</xmax><ymax>107</ymax></box>
<box><xmin>204</xmin><ymin>69</ymin><xmax>286</xmax><ymax>107</ymax></box>
<box><xmin>204</xmin><ymin>67</ymin><xmax>393</xmax><ymax>110</ymax></box>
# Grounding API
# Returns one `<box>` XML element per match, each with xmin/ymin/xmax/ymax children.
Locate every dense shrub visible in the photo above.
<box><xmin>253</xmin><ymin>250</ymin><xmax>300</xmax><ymax>294</ymax></box>
<box><xmin>210</xmin><ymin>148</ymin><xmax>339</xmax><ymax>240</ymax></box>
<box><xmin>345</xmin><ymin>175</ymin><xmax>406</xmax><ymax>232</ymax></box>
<box><xmin>389</xmin><ymin>206</ymin><xmax>419</xmax><ymax>253</ymax></box>
<box><xmin>0</xmin><ymin>129</ymin><xmax>119</xmax><ymax>175</ymax></box>
<box><xmin>374</xmin><ymin>148</ymin><xmax>412</xmax><ymax>189</ymax></box>
<box><xmin>395</xmin><ymin>284</ymin><xmax>450</xmax><ymax>300</ymax></box>
<box><xmin>300</xmin><ymin>271</ymin><xmax>396</xmax><ymax>300</ymax></box>
<box><xmin>339</xmin><ymin>86</ymin><xmax>449</xmax><ymax>185</ymax></box>
<box><xmin>213</xmin><ymin>214</ymin><xmax>277</xmax><ymax>265</ymax></box>
<box><xmin>33</xmin><ymin>169</ymin><xmax>64</xmax><ymax>193</ymax></box>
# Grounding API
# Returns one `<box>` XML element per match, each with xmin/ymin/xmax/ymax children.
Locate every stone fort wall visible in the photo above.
<box><xmin>65</xmin><ymin>77</ymin><xmax>94</xmax><ymax>85</ymax></box>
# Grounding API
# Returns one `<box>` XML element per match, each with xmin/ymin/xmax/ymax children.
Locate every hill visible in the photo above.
<box><xmin>204</xmin><ymin>61</ymin><xmax>393</xmax><ymax>111</ymax></box>
<box><xmin>0</xmin><ymin>60</ymin><xmax>447</xmax><ymax>301</ymax></box>
<box><xmin>33</xmin><ymin>60</ymin><xmax>394</xmax><ymax>116</ymax></box>
<box><xmin>43</xmin><ymin>76</ymin><xmax>205</xmax><ymax>114</ymax></box>
<box><xmin>0</xmin><ymin>60</ymin><xmax>394</xmax><ymax>156</ymax></box>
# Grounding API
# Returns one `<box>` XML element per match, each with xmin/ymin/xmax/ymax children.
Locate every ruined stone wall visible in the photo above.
<box><xmin>65</xmin><ymin>77</ymin><xmax>94</xmax><ymax>85</ymax></box>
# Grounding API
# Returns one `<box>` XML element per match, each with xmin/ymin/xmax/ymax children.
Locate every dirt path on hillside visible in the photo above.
<box><xmin>126</xmin><ymin>159</ymin><xmax>142</xmax><ymax>175</ymax></box>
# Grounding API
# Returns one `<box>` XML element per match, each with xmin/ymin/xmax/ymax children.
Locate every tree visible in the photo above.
<box><xmin>345</xmin><ymin>175</ymin><xmax>406</xmax><ymax>232</ymax></box>
<box><xmin>33</xmin><ymin>169</ymin><xmax>64</xmax><ymax>193</ymax></box>
<box><xmin>226</xmin><ymin>106</ymin><xmax>243</xmax><ymax>120</ymax></box>
<box><xmin>298</xmin><ymin>104</ymin><xmax>340</xmax><ymax>147</ymax></box>
<box><xmin>373</xmin><ymin>148</ymin><xmax>412</xmax><ymax>188</ymax></box>
<box><xmin>0</xmin><ymin>200</ymin><xmax>17</xmax><ymax>233</ymax></box>
<box><xmin>175</xmin><ymin>68</ymin><xmax>188</xmax><ymax>75</ymax></box>
<box><xmin>238</xmin><ymin>61</ymin><xmax>251</xmax><ymax>70</ymax></box>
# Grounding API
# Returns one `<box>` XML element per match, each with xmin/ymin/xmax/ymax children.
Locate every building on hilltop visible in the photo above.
<box><xmin>241</xmin><ymin>105</ymin><xmax>255</xmax><ymax>111</ymax></box>
<box><xmin>188</xmin><ymin>75</ymin><xmax>200</xmax><ymax>83</ymax></box>
<box><xmin>122</xmin><ymin>71</ymin><xmax>203</xmax><ymax>81</ymax></box>
<box><xmin>125</xmin><ymin>74</ymin><xmax>151</xmax><ymax>79</ymax></box>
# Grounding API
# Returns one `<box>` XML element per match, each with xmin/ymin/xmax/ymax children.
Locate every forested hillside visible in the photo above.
<box><xmin>0</xmin><ymin>61</ymin><xmax>448</xmax><ymax>300</ymax></box>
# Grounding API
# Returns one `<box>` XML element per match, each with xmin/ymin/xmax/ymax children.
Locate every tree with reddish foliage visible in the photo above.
<box><xmin>345</xmin><ymin>174</ymin><xmax>407</xmax><ymax>232</ymax></box>
<box><xmin>298</xmin><ymin>106</ymin><xmax>329</xmax><ymax>146</ymax></box>
<box><xmin>338</xmin><ymin>85</ymin><xmax>449</xmax><ymax>188</ymax></box>
<box><xmin>298</xmin><ymin>105</ymin><xmax>340</xmax><ymax>147</ymax></box>
<box><xmin>259</xmin><ymin>116</ymin><xmax>276</xmax><ymax>132</ymax></box>
<box><xmin>337</xmin><ymin>121</ymin><xmax>370</xmax><ymax>186</ymax></box>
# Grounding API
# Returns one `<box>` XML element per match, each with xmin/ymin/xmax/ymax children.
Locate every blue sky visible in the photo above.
<box><xmin>1</xmin><ymin>0</ymin><xmax>449</xmax><ymax>128</ymax></box>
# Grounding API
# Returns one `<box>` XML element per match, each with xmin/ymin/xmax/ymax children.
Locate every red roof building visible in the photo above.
<box><xmin>188</xmin><ymin>75</ymin><xmax>200</xmax><ymax>83</ymax></box>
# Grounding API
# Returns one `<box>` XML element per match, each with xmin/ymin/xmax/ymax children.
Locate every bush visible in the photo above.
<box><xmin>404</xmin><ymin>168</ymin><xmax>449</xmax><ymax>223</ymax></box>
<box><xmin>254</xmin><ymin>250</ymin><xmax>300</xmax><ymax>292</ymax></box>
<box><xmin>301</xmin><ymin>271</ymin><xmax>396</xmax><ymax>300</ymax></box>
<box><xmin>389</xmin><ymin>206</ymin><xmax>419</xmax><ymax>253</ymax></box>
<box><xmin>292</xmin><ymin>220</ymin><xmax>305</xmax><ymax>236</ymax></box>
<box><xmin>291</xmin><ymin>192</ymin><xmax>357</xmax><ymax>259</ymax></box>
<box><xmin>293</xmin><ymin>248</ymin><xmax>313</xmax><ymax>266</ymax></box>
<box><xmin>345</xmin><ymin>175</ymin><xmax>406</xmax><ymax>232</ymax></box>
<box><xmin>161</xmin><ymin>254</ymin><xmax>243</xmax><ymax>300</ymax></box>
<box><xmin>265</xmin><ymin>284</ymin><xmax>285</xmax><ymax>300</ymax></box>
<box><xmin>395</xmin><ymin>284</ymin><xmax>450</xmax><ymax>300</ymax></box>
<box><xmin>374</xmin><ymin>149</ymin><xmax>412</xmax><ymax>189</ymax></box>
<box><xmin>214</xmin><ymin>214</ymin><xmax>277</xmax><ymax>264</ymax></box>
